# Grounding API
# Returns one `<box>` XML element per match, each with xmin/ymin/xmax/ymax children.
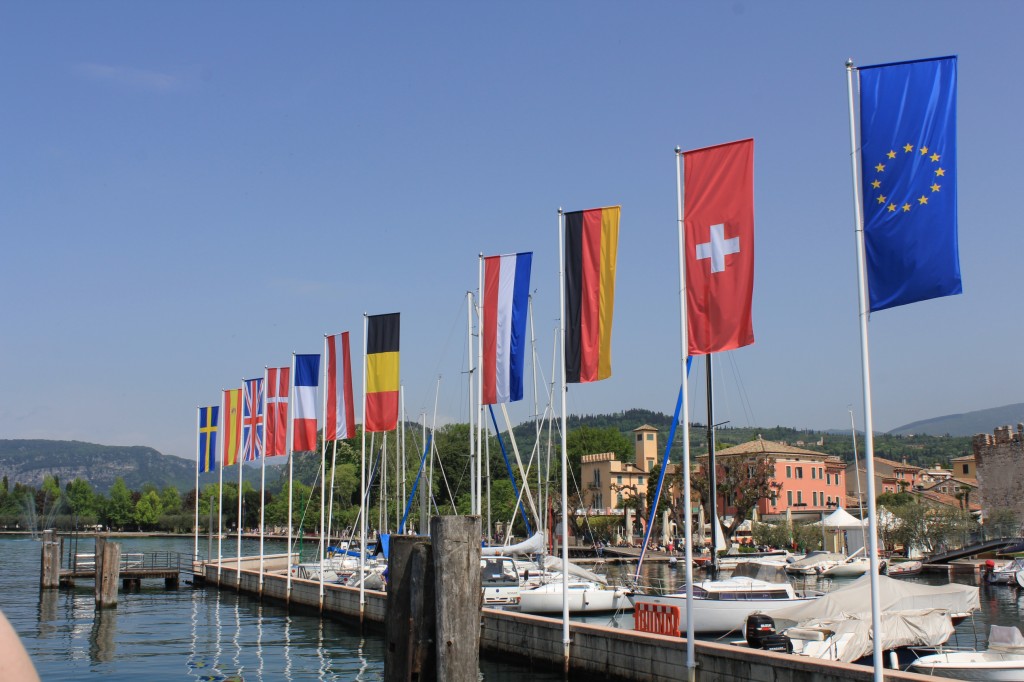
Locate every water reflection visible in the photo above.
<box><xmin>89</xmin><ymin>607</ymin><xmax>116</xmax><ymax>663</ymax></box>
<box><xmin>37</xmin><ymin>589</ymin><xmax>59</xmax><ymax>638</ymax></box>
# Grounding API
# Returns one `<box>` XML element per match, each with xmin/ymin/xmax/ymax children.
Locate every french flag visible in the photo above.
<box><xmin>292</xmin><ymin>354</ymin><xmax>320</xmax><ymax>451</ymax></box>
<box><xmin>482</xmin><ymin>252</ymin><xmax>532</xmax><ymax>405</ymax></box>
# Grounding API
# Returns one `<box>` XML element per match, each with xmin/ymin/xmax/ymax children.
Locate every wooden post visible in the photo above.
<box><xmin>93</xmin><ymin>536</ymin><xmax>106</xmax><ymax>604</ymax></box>
<box><xmin>384</xmin><ymin>535</ymin><xmax>435</xmax><ymax>682</ymax></box>
<box><xmin>431</xmin><ymin>516</ymin><xmax>481</xmax><ymax>682</ymax></box>
<box><xmin>40</xmin><ymin>529</ymin><xmax>61</xmax><ymax>589</ymax></box>
<box><xmin>97</xmin><ymin>541</ymin><xmax>121</xmax><ymax>608</ymax></box>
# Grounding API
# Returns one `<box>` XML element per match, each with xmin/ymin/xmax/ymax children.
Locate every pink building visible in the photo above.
<box><xmin>698</xmin><ymin>436</ymin><xmax>847</xmax><ymax>519</ymax></box>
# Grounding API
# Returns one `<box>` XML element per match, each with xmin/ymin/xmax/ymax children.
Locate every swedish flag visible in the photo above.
<box><xmin>860</xmin><ymin>56</ymin><xmax>961</xmax><ymax>312</ymax></box>
<box><xmin>197</xmin><ymin>405</ymin><xmax>219</xmax><ymax>473</ymax></box>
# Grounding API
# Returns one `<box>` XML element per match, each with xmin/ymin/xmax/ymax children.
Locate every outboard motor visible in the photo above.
<box><xmin>745</xmin><ymin>613</ymin><xmax>792</xmax><ymax>653</ymax></box>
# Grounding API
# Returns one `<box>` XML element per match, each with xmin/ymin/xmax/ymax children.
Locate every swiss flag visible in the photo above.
<box><xmin>684</xmin><ymin>139</ymin><xmax>754</xmax><ymax>355</ymax></box>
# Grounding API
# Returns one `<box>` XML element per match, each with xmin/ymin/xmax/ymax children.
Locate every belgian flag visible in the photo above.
<box><xmin>564</xmin><ymin>206</ymin><xmax>619</xmax><ymax>383</ymax></box>
<box><xmin>365</xmin><ymin>312</ymin><xmax>400</xmax><ymax>432</ymax></box>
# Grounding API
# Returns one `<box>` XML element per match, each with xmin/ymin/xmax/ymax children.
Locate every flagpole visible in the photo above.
<box><xmin>320</xmin><ymin>335</ymin><xmax>329</xmax><ymax>610</ymax></box>
<box><xmin>477</xmin><ymin>254</ymin><xmax>484</xmax><ymax>517</ymax></box>
<box><xmin>847</xmin><ymin>59</ymin><xmax>884</xmax><ymax>682</ymax></box>
<box><xmin>259</xmin><ymin>367</ymin><xmax>268</xmax><ymax>593</ymax></box>
<box><xmin>218</xmin><ymin>391</ymin><xmax>226</xmax><ymax>581</ymax></box>
<box><xmin>676</xmin><ymin>146</ymin><xmax>696</xmax><ymax>679</ymax></box>
<box><xmin>286</xmin><ymin>353</ymin><xmax>296</xmax><ymax>602</ymax></box>
<box><xmin>194</xmin><ymin>406</ymin><xmax>201</xmax><ymax>564</ymax></box>
<box><xmin>359</xmin><ymin>313</ymin><xmax>368</xmax><ymax>620</ymax></box>
<box><xmin>466</xmin><ymin>289</ymin><xmax>476</xmax><ymax>515</ymax></box>
<box><xmin>557</xmin><ymin>207</ymin><xmax>570</xmax><ymax>673</ymax></box>
<box><xmin>236</xmin><ymin>382</ymin><xmax>244</xmax><ymax>587</ymax></box>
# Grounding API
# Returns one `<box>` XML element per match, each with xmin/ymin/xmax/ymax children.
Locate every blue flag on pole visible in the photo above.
<box><xmin>859</xmin><ymin>56</ymin><xmax>960</xmax><ymax>312</ymax></box>
<box><xmin>198</xmin><ymin>405</ymin><xmax>219</xmax><ymax>473</ymax></box>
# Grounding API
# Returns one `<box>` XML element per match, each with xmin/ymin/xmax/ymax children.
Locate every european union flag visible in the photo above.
<box><xmin>860</xmin><ymin>56</ymin><xmax>960</xmax><ymax>312</ymax></box>
<box><xmin>198</xmin><ymin>405</ymin><xmax>219</xmax><ymax>473</ymax></box>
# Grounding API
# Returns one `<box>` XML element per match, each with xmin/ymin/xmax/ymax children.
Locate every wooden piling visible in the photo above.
<box><xmin>431</xmin><ymin>516</ymin><xmax>481</xmax><ymax>682</ymax></box>
<box><xmin>40</xmin><ymin>530</ymin><xmax>61</xmax><ymax>590</ymax></box>
<box><xmin>96</xmin><ymin>540</ymin><xmax>121</xmax><ymax>608</ymax></box>
<box><xmin>384</xmin><ymin>535</ymin><xmax>435</xmax><ymax>682</ymax></box>
<box><xmin>93</xmin><ymin>536</ymin><xmax>106</xmax><ymax>604</ymax></box>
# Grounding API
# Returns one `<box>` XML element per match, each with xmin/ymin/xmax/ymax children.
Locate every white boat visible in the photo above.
<box><xmin>910</xmin><ymin>625</ymin><xmax>1024</xmax><ymax>681</ymax></box>
<box><xmin>821</xmin><ymin>556</ymin><xmax>871</xmax><ymax>578</ymax></box>
<box><xmin>987</xmin><ymin>558</ymin><xmax>1024</xmax><ymax>585</ymax></box>
<box><xmin>785</xmin><ymin>551</ymin><xmax>847</xmax><ymax>576</ymax></box>
<box><xmin>517</xmin><ymin>575</ymin><xmax>629</xmax><ymax>614</ymax></box>
<box><xmin>630</xmin><ymin>576</ymin><xmax>824</xmax><ymax>634</ymax></box>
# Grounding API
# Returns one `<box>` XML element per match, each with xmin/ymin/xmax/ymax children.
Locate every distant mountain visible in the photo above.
<box><xmin>0</xmin><ymin>439</ymin><xmax>227</xmax><ymax>493</ymax></box>
<box><xmin>888</xmin><ymin>403</ymin><xmax>1024</xmax><ymax>437</ymax></box>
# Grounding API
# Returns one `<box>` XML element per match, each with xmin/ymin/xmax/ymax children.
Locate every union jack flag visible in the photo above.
<box><xmin>241</xmin><ymin>377</ymin><xmax>265</xmax><ymax>462</ymax></box>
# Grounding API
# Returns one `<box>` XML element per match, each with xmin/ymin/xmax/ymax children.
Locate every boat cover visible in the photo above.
<box><xmin>989</xmin><ymin>625</ymin><xmax>1024</xmax><ymax>653</ymax></box>
<box><xmin>771</xmin><ymin>574</ymin><xmax>979</xmax><ymax>628</ymax></box>
<box><xmin>788</xmin><ymin>608</ymin><xmax>954</xmax><ymax>662</ymax></box>
<box><xmin>786</xmin><ymin>552</ymin><xmax>846</xmax><ymax>571</ymax></box>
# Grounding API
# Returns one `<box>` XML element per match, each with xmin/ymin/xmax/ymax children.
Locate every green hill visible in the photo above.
<box><xmin>888</xmin><ymin>403</ymin><xmax>1024</xmax><ymax>437</ymax></box>
<box><xmin>0</xmin><ymin>439</ymin><xmax>219</xmax><ymax>493</ymax></box>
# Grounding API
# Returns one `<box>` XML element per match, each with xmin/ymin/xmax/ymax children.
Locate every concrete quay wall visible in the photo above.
<box><xmin>205</xmin><ymin>561</ymin><xmax>934</xmax><ymax>682</ymax></box>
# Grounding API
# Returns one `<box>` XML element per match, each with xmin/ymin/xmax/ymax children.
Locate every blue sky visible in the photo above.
<box><xmin>2</xmin><ymin>2</ymin><xmax>1021</xmax><ymax>462</ymax></box>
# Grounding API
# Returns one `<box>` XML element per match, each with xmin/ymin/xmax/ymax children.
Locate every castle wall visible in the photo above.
<box><xmin>973</xmin><ymin>423</ymin><xmax>1024</xmax><ymax>521</ymax></box>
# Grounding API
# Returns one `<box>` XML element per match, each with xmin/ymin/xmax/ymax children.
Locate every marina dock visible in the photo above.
<box><xmin>198</xmin><ymin>555</ymin><xmax>936</xmax><ymax>682</ymax></box>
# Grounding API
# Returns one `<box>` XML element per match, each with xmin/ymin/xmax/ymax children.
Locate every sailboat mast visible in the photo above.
<box><xmin>706</xmin><ymin>354</ymin><xmax>717</xmax><ymax>577</ymax></box>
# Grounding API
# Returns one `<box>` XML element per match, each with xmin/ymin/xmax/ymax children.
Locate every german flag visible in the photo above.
<box><xmin>564</xmin><ymin>206</ymin><xmax>619</xmax><ymax>383</ymax></box>
<box><xmin>365</xmin><ymin>312</ymin><xmax>400</xmax><ymax>432</ymax></box>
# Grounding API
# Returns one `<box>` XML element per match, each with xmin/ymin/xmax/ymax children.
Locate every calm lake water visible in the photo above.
<box><xmin>3</xmin><ymin>535</ymin><xmax>562</xmax><ymax>681</ymax></box>
<box><xmin>8</xmin><ymin>535</ymin><xmax>1024</xmax><ymax>680</ymax></box>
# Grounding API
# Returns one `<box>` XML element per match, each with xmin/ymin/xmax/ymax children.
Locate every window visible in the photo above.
<box><xmin>617</xmin><ymin>493</ymin><xmax>623</xmax><ymax>505</ymax></box>
<box><xmin>796</xmin><ymin>467</ymin><xmax>804</xmax><ymax>479</ymax></box>
<box><xmin>826</xmin><ymin>473</ymin><xmax>831</xmax><ymax>485</ymax></box>
<box><xmin>819</xmin><ymin>467</ymin><xmax>824</xmax><ymax>479</ymax></box>
<box><xmin>787</xmin><ymin>491</ymin><xmax>793</xmax><ymax>505</ymax></box>
<box><xmin>813</xmin><ymin>491</ymin><xmax>818</xmax><ymax>506</ymax></box>
<box><xmin>594</xmin><ymin>470</ymin><xmax>601</xmax><ymax>485</ymax></box>
<box><xmin>748</xmin><ymin>465</ymin><xmax>757</xmax><ymax>477</ymax></box>
<box><xmin>797</xmin><ymin>491</ymin><xmax>803</xmax><ymax>504</ymax></box>
<box><xmin>827</xmin><ymin>495</ymin><xmax>832</xmax><ymax>506</ymax></box>
<box><xmin>786</xmin><ymin>465</ymin><xmax>792</xmax><ymax>479</ymax></box>
<box><xmin>811</xmin><ymin>468</ymin><xmax>816</xmax><ymax>480</ymax></box>
<box><xmin>647</xmin><ymin>433</ymin><xmax>654</xmax><ymax>441</ymax></box>
<box><xmin>962</xmin><ymin>464</ymin><xmax>969</xmax><ymax>475</ymax></box>
<box><xmin>638</xmin><ymin>476</ymin><xmax>644</xmax><ymax>485</ymax></box>
<box><xmin>617</xmin><ymin>475</ymin><xmax>622</xmax><ymax>485</ymax></box>
<box><xmin>771</xmin><ymin>493</ymin><xmax>778</xmax><ymax>507</ymax></box>
<box><xmin>636</xmin><ymin>434</ymin><xmax>643</xmax><ymax>442</ymax></box>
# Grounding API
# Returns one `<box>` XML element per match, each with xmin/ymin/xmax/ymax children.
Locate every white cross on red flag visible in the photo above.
<box><xmin>684</xmin><ymin>138</ymin><xmax>755</xmax><ymax>355</ymax></box>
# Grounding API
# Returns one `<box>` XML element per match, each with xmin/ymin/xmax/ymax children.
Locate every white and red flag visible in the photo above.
<box><xmin>265</xmin><ymin>366</ymin><xmax>290</xmax><ymax>457</ymax></box>
<box><xmin>684</xmin><ymin>139</ymin><xmax>755</xmax><ymax>355</ymax></box>
<box><xmin>292</xmin><ymin>354</ymin><xmax>320</xmax><ymax>451</ymax></box>
<box><xmin>482</xmin><ymin>252</ymin><xmax>532</xmax><ymax>404</ymax></box>
<box><xmin>325</xmin><ymin>333</ymin><xmax>355</xmax><ymax>441</ymax></box>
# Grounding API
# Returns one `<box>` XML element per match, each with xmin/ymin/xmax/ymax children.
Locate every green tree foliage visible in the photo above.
<box><xmin>690</xmin><ymin>454</ymin><xmax>779</xmax><ymax>550</ymax></box>
<box><xmin>160</xmin><ymin>486</ymin><xmax>182</xmax><ymax>515</ymax></box>
<box><xmin>104</xmin><ymin>478</ymin><xmax>134</xmax><ymax>529</ymax></box>
<box><xmin>65</xmin><ymin>478</ymin><xmax>96</xmax><ymax>517</ymax></box>
<box><xmin>133</xmin><ymin>490</ymin><xmax>163</xmax><ymax>529</ymax></box>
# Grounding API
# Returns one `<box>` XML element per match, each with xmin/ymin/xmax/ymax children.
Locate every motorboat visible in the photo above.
<box><xmin>986</xmin><ymin>558</ymin><xmax>1024</xmax><ymax>585</ymax></box>
<box><xmin>785</xmin><ymin>551</ymin><xmax>847</xmax><ymax>576</ymax></box>
<box><xmin>909</xmin><ymin>625</ymin><xmax>1024</xmax><ymax>681</ymax></box>
<box><xmin>768</xmin><ymin>574</ymin><xmax>980</xmax><ymax>663</ymax></box>
<box><xmin>887</xmin><ymin>559</ymin><xmax>923</xmax><ymax>577</ymax></box>
<box><xmin>630</xmin><ymin>571</ymin><xmax>825</xmax><ymax>635</ymax></box>
<box><xmin>821</xmin><ymin>555</ymin><xmax>871</xmax><ymax>578</ymax></box>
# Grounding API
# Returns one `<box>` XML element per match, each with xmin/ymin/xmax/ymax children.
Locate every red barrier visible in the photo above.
<box><xmin>633</xmin><ymin>601</ymin><xmax>681</xmax><ymax>637</ymax></box>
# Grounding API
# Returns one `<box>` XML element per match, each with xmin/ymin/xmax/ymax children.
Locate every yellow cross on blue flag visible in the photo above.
<box><xmin>859</xmin><ymin>56</ymin><xmax>961</xmax><ymax>312</ymax></box>
<box><xmin>197</xmin><ymin>405</ymin><xmax>219</xmax><ymax>473</ymax></box>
